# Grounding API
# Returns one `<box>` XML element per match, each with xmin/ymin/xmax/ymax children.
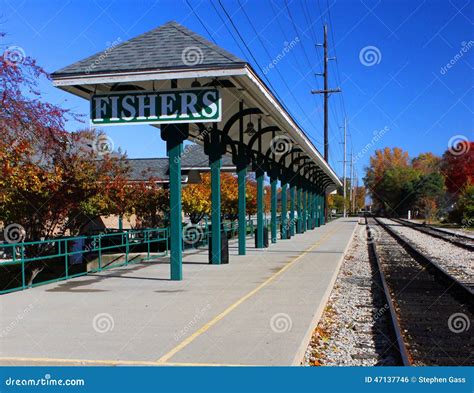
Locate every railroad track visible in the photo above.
<box><xmin>392</xmin><ymin>217</ymin><xmax>474</xmax><ymax>252</ymax></box>
<box><xmin>365</xmin><ymin>216</ymin><xmax>473</xmax><ymax>366</ymax></box>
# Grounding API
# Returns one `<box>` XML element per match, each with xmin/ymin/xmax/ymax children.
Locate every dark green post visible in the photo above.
<box><xmin>317</xmin><ymin>193</ymin><xmax>321</xmax><ymax>227</ymax></box>
<box><xmin>271</xmin><ymin>178</ymin><xmax>277</xmax><ymax>243</ymax></box>
<box><xmin>210</xmin><ymin>125</ymin><xmax>221</xmax><ymax>264</ymax></box>
<box><xmin>161</xmin><ymin>123</ymin><xmax>188</xmax><ymax>281</ymax></box>
<box><xmin>256</xmin><ymin>169</ymin><xmax>264</xmax><ymax>248</ymax></box>
<box><xmin>281</xmin><ymin>182</ymin><xmax>288</xmax><ymax>239</ymax></box>
<box><xmin>321</xmin><ymin>193</ymin><xmax>326</xmax><ymax>225</ymax></box>
<box><xmin>302</xmin><ymin>189</ymin><xmax>307</xmax><ymax>232</ymax></box>
<box><xmin>237</xmin><ymin>164</ymin><xmax>247</xmax><ymax>255</ymax></box>
<box><xmin>289</xmin><ymin>184</ymin><xmax>295</xmax><ymax>236</ymax></box>
<box><xmin>297</xmin><ymin>186</ymin><xmax>302</xmax><ymax>234</ymax></box>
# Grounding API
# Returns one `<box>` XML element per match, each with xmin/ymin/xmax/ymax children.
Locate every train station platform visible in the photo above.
<box><xmin>0</xmin><ymin>218</ymin><xmax>358</xmax><ymax>366</ymax></box>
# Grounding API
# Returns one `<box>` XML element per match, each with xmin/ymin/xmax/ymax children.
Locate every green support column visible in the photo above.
<box><xmin>256</xmin><ymin>169</ymin><xmax>265</xmax><ymax>248</ymax></box>
<box><xmin>281</xmin><ymin>182</ymin><xmax>288</xmax><ymax>239</ymax></box>
<box><xmin>237</xmin><ymin>164</ymin><xmax>247</xmax><ymax>255</ymax></box>
<box><xmin>312</xmin><ymin>192</ymin><xmax>316</xmax><ymax>229</ymax></box>
<box><xmin>289</xmin><ymin>184</ymin><xmax>295</xmax><ymax>237</ymax></box>
<box><xmin>167</xmin><ymin>141</ymin><xmax>183</xmax><ymax>280</ymax></box>
<box><xmin>321</xmin><ymin>193</ymin><xmax>326</xmax><ymax>225</ymax></box>
<box><xmin>301</xmin><ymin>188</ymin><xmax>305</xmax><ymax>233</ymax></box>
<box><xmin>271</xmin><ymin>178</ymin><xmax>277</xmax><ymax>243</ymax></box>
<box><xmin>303</xmin><ymin>189</ymin><xmax>307</xmax><ymax>232</ymax></box>
<box><xmin>297</xmin><ymin>187</ymin><xmax>302</xmax><ymax>234</ymax></box>
<box><xmin>210</xmin><ymin>126</ymin><xmax>221</xmax><ymax>264</ymax></box>
<box><xmin>319</xmin><ymin>193</ymin><xmax>323</xmax><ymax>227</ymax></box>
<box><xmin>162</xmin><ymin>123</ymin><xmax>188</xmax><ymax>281</ymax></box>
<box><xmin>210</xmin><ymin>158</ymin><xmax>221</xmax><ymax>264</ymax></box>
<box><xmin>308</xmin><ymin>191</ymin><xmax>312</xmax><ymax>229</ymax></box>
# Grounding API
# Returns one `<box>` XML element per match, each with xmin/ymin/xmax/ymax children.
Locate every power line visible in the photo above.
<box><xmin>218</xmin><ymin>0</ymin><xmax>286</xmax><ymax>106</ymax></box>
<box><xmin>236</xmin><ymin>0</ymin><xmax>323</xmax><ymax>145</ymax></box>
<box><xmin>268</xmin><ymin>0</ymin><xmax>325</xmax><ymax>146</ymax></box>
<box><xmin>210</xmin><ymin>0</ymin><xmax>249</xmax><ymax>61</ymax></box>
<box><xmin>185</xmin><ymin>0</ymin><xmax>217</xmax><ymax>44</ymax></box>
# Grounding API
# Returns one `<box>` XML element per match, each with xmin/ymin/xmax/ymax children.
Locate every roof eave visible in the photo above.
<box><xmin>51</xmin><ymin>64</ymin><xmax>341</xmax><ymax>188</ymax></box>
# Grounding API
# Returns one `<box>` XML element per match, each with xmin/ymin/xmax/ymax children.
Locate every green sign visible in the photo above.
<box><xmin>90</xmin><ymin>88</ymin><xmax>221</xmax><ymax>125</ymax></box>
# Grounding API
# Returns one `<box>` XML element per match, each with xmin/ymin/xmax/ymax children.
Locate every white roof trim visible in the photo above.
<box><xmin>52</xmin><ymin>67</ymin><xmax>246</xmax><ymax>87</ymax></box>
<box><xmin>243</xmin><ymin>66</ymin><xmax>341</xmax><ymax>187</ymax></box>
<box><xmin>51</xmin><ymin>65</ymin><xmax>341</xmax><ymax>187</ymax></box>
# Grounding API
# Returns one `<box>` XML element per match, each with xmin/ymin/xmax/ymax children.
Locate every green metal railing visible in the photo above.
<box><xmin>0</xmin><ymin>228</ymin><xmax>168</xmax><ymax>295</ymax></box>
<box><xmin>1</xmin><ymin>215</ymin><xmax>292</xmax><ymax>295</ymax></box>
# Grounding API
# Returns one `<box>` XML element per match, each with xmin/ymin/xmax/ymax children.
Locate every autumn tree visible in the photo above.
<box><xmin>0</xmin><ymin>35</ymin><xmax>132</xmax><ymax>245</ymax></box>
<box><xmin>364</xmin><ymin>148</ymin><xmax>446</xmax><ymax>217</ymax></box>
<box><xmin>441</xmin><ymin>141</ymin><xmax>473</xmax><ymax>195</ymax></box>
<box><xmin>132</xmin><ymin>181</ymin><xmax>169</xmax><ymax>228</ymax></box>
<box><xmin>364</xmin><ymin>147</ymin><xmax>410</xmax><ymax>212</ymax></box>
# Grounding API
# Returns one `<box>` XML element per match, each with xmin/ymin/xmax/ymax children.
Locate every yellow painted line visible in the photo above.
<box><xmin>0</xmin><ymin>357</ymin><xmax>250</xmax><ymax>367</ymax></box>
<box><xmin>163</xmin><ymin>361</ymin><xmax>249</xmax><ymax>367</ymax></box>
<box><xmin>157</xmin><ymin>224</ymin><xmax>342</xmax><ymax>364</ymax></box>
<box><xmin>0</xmin><ymin>357</ymin><xmax>159</xmax><ymax>366</ymax></box>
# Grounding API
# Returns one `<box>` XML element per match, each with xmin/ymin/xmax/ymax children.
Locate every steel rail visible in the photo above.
<box><xmin>375</xmin><ymin>217</ymin><xmax>474</xmax><ymax>297</ymax></box>
<box><xmin>392</xmin><ymin>217</ymin><xmax>474</xmax><ymax>252</ymax></box>
<box><xmin>365</xmin><ymin>217</ymin><xmax>412</xmax><ymax>366</ymax></box>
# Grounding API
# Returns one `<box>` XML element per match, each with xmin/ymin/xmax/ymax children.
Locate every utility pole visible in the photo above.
<box><xmin>353</xmin><ymin>169</ymin><xmax>358</xmax><ymax>213</ymax></box>
<box><xmin>311</xmin><ymin>24</ymin><xmax>341</xmax><ymax>163</ymax></box>
<box><xmin>342</xmin><ymin>118</ymin><xmax>347</xmax><ymax>218</ymax></box>
<box><xmin>312</xmin><ymin>24</ymin><xmax>341</xmax><ymax>222</ymax></box>
<box><xmin>349</xmin><ymin>153</ymin><xmax>353</xmax><ymax>215</ymax></box>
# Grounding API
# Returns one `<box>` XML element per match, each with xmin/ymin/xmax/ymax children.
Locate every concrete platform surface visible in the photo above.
<box><xmin>0</xmin><ymin>218</ymin><xmax>358</xmax><ymax>366</ymax></box>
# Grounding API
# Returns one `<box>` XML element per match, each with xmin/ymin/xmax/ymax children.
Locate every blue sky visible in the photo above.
<box><xmin>1</xmin><ymin>0</ymin><xmax>473</xmax><ymax>182</ymax></box>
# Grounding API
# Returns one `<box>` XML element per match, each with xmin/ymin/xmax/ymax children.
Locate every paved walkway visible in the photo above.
<box><xmin>0</xmin><ymin>218</ymin><xmax>358</xmax><ymax>366</ymax></box>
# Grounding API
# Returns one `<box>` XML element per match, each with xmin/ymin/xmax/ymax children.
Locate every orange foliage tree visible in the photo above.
<box><xmin>0</xmin><ymin>39</ymin><xmax>132</xmax><ymax>242</ymax></box>
<box><xmin>181</xmin><ymin>173</ymin><xmax>264</xmax><ymax>223</ymax></box>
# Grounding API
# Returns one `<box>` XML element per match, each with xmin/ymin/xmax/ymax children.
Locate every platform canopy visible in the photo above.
<box><xmin>51</xmin><ymin>21</ymin><xmax>341</xmax><ymax>190</ymax></box>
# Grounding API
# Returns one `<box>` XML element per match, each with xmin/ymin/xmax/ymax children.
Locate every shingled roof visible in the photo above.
<box><xmin>180</xmin><ymin>143</ymin><xmax>234</xmax><ymax>168</ymax></box>
<box><xmin>52</xmin><ymin>21</ymin><xmax>246</xmax><ymax>77</ymax></box>
<box><xmin>125</xmin><ymin>144</ymin><xmax>234</xmax><ymax>182</ymax></box>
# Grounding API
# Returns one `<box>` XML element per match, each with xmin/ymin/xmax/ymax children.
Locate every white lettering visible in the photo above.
<box><xmin>161</xmin><ymin>94</ymin><xmax>178</xmax><ymax>119</ymax></box>
<box><xmin>110</xmin><ymin>96</ymin><xmax>120</xmax><ymax>121</ymax></box>
<box><xmin>180</xmin><ymin>93</ymin><xmax>198</xmax><ymax>118</ymax></box>
<box><xmin>121</xmin><ymin>95</ymin><xmax>136</xmax><ymax>121</ymax></box>
<box><xmin>94</xmin><ymin>97</ymin><xmax>109</xmax><ymax>122</ymax></box>
<box><xmin>201</xmin><ymin>91</ymin><xmax>218</xmax><ymax>118</ymax></box>
<box><xmin>137</xmin><ymin>94</ymin><xmax>157</xmax><ymax>120</ymax></box>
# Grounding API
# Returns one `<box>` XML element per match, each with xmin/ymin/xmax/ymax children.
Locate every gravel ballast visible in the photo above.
<box><xmin>303</xmin><ymin>222</ymin><xmax>400</xmax><ymax>366</ymax></box>
<box><xmin>379</xmin><ymin>218</ymin><xmax>472</xmax><ymax>284</ymax></box>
